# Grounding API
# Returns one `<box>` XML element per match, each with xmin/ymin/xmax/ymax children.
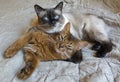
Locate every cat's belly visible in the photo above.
<box><xmin>23</xmin><ymin>44</ymin><xmax>68</xmax><ymax>61</ymax></box>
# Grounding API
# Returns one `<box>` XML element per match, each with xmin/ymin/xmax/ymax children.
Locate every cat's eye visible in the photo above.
<box><xmin>54</xmin><ymin>15</ymin><xmax>59</xmax><ymax>20</ymax></box>
<box><xmin>43</xmin><ymin>17</ymin><xmax>49</xmax><ymax>21</ymax></box>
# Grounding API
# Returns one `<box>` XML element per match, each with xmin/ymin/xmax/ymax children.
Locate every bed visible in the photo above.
<box><xmin>0</xmin><ymin>0</ymin><xmax>120</xmax><ymax>82</ymax></box>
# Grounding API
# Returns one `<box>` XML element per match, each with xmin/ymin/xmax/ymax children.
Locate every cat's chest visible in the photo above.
<box><xmin>31</xmin><ymin>32</ymin><xmax>54</xmax><ymax>43</ymax></box>
<box><xmin>24</xmin><ymin>32</ymin><xmax>55</xmax><ymax>51</ymax></box>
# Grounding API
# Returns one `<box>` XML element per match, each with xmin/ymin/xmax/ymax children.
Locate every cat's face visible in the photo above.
<box><xmin>53</xmin><ymin>23</ymin><xmax>88</xmax><ymax>56</ymax></box>
<box><xmin>34</xmin><ymin>2</ymin><xmax>64</xmax><ymax>31</ymax></box>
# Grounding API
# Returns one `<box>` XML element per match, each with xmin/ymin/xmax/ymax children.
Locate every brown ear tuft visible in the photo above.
<box><xmin>61</xmin><ymin>22</ymin><xmax>71</xmax><ymax>34</ymax></box>
<box><xmin>77</xmin><ymin>41</ymin><xmax>89</xmax><ymax>50</ymax></box>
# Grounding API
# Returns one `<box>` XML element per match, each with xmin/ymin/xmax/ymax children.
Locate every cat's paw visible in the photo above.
<box><xmin>91</xmin><ymin>42</ymin><xmax>101</xmax><ymax>51</ymax></box>
<box><xmin>95</xmin><ymin>52</ymin><xmax>106</xmax><ymax>58</ymax></box>
<box><xmin>17</xmin><ymin>67</ymin><xmax>31</xmax><ymax>80</ymax></box>
<box><xmin>17</xmin><ymin>68</ymin><xmax>29</xmax><ymax>79</ymax></box>
<box><xmin>3</xmin><ymin>50</ymin><xmax>14</xmax><ymax>58</ymax></box>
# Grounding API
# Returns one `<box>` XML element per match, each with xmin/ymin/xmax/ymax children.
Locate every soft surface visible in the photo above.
<box><xmin>0</xmin><ymin>0</ymin><xmax>120</xmax><ymax>82</ymax></box>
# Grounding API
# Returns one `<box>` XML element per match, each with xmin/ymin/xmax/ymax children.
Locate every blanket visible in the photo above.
<box><xmin>0</xmin><ymin>0</ymin><xmax>120</xmax><ymax>82</ymax></box>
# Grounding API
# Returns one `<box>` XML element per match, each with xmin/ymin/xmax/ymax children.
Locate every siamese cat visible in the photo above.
<box><xmin>31</xmin><ymin>1</ymin><xmax>113</xmax><ymax>57</ymax></box>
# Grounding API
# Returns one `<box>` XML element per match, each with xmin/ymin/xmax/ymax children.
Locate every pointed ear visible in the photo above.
<box><xmin>34</xmin><ymin>4</ymin><xmax>45</xmax><ymax>15</ymax></box>
<box><xmin>77</xmin><ymin>41</ymin><xmax>89</xmax><ymax>50</ymax></box>
<box><xmin>61</xmin><ymin>22</ymin><xmax>71</xmax><ymax>34</ymax></box>
<box><xmin>54</xmin><ymin>1</ymin><xmax>63</xmax><ymax>11</ymax></box>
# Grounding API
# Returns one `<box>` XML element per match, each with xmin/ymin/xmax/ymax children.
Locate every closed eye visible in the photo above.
<box><xmin>66</xmin><ymin>44</ymin><xmax>73</xmax><ymax>50</ymax></box>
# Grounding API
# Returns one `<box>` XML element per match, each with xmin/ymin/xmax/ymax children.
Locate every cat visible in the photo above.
<box><xmin>31</xmin><ymin>1</ymin><xmax>113</xmax><ymax>57</ymax></box>
<box><xmin>3</xmin><ymin>23</ymin><xmax>88</xmax><ymax>79</ymax></box>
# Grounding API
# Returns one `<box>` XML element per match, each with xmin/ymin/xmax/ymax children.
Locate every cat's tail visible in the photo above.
<box><xmin>3</xmin><ymin>33</ymin><xmax>32</xmax><ymax>58</ymax></box>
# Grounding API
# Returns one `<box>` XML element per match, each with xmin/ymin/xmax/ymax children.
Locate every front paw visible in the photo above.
<box><xmin>95</xmin><ymin>52</ymin><xmax>106</xmax><ymax>58</ymax></box>
<box><xmin>17</xmin><ymin>67</ymin><xmax>31</xmax><ymax>80</ymax></box>
<box><xmin>92</xmin><ymin>42</ymin><xmax>101</xmax><ymax>51</ymax></box>
<box><xmin>3</xmin><ymin>50</ymin><xmax>14</xmax><ymax>58</ymax></box>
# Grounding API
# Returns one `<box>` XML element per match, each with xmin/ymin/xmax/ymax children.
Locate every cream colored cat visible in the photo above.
<box><xmin>32</xmin><ymin>1</ymin><xmax>113</xmax><ymax>57</ymax></box>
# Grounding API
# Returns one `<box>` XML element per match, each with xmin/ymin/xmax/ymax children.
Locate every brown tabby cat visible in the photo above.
<box><xmin>3</xmin><ymin>23</ymin><xmax>88</xmax><ymax>79</ymax></box>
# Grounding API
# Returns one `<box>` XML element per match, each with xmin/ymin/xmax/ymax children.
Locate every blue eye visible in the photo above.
<box><xmin>44</xmin><ymin>17</ymin><xmax>49</xmax><ymax>21</ymax></box>
<box><xmin>54</xmin><ymin>15</ymin><xmax>59</xmax><ymax>20</ymax></box>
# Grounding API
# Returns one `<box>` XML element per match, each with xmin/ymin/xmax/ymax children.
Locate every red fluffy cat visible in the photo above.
<box><xmin>4</xmin><ymin>23</ymin><xmax>88</xmax><ymax>79</ymax></box>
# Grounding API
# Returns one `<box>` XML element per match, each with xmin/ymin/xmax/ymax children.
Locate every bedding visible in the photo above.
<box><xmin>0</xmin><ymin>0</ymin><xmax>120</xmax><ymax>82</ymax></box>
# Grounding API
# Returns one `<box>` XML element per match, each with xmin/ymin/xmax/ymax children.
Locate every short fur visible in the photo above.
<box><xmin>4</xmin><ymin>23</ymin><xmax>88</xmax><ymax>79</ymax></box>
<box><xmin>32</xmin><ymin>2</ymin><xmax>113</xmax><ymax>57</ymax></box>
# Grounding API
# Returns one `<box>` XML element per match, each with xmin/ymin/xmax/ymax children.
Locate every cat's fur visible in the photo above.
<box><xmin>32</xmin><ymin>1</ymin><xmax>113</xmax><ymax>57</ymax></box>
<box><xmin>4</xmin><ymin>23</ymin><xmax>88</xmax><ymax>79</ymax></box>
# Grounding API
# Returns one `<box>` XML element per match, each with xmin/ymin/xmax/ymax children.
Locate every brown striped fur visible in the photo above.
<box><xmin>3</xmin><ymin>23</ymin><xmax>88</xmax><ymax>79</ymax></box>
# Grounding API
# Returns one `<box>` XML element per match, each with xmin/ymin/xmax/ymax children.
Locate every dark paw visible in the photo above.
<box><xmin>65</xmin><ymin>58</ymin><xmax>82</xmax><ymax>64</ymax></box>
<box><xmin>69</xmin><ymin>50</ymin><xmax>83</xmax><ymax>64</ymax></box>
<box><xmin>92</xmin><ymin>42</ymin><xmax>101</xmax><ymax>51</ymax></box>
<box><xmin>93</xmin><ymin>41</ymin><xmax>113</xmax><ymax>58</ymax></box>
<box><xmin>95</xmin><ymin>52</ymin><xmax>106</xmax><ymax>58</ymax></box>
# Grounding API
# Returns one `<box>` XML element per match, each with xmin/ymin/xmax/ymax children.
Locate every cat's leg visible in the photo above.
<box><xmin>65</xmin><ymin>50</ymin><xmax>83</xmax><ymax>63</ymax></box>
<box><xmin>90</xmin><ymin>31</ymin><xmax>113</xmax><ymax>57</ymax></box>
<box><xmin>91</xmin><ymin>41</ymin><xmax>101</xmax><ymax>51</ymax></box>
<box><xmin>3</xmin><ymin>33</ymin><xmax>31</xmax><ymax>58</ymax></box>
<box><xmin>17</xmin><ymin>50</ymin><xmax>40</xmax><ymax>79</ymax></box>
<box><xmin>95</xmin><ymin>40</ymin><xmax>113</xmax><ymax>57</ymax></box>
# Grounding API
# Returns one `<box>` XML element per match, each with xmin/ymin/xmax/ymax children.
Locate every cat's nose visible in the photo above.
<box><xmin>51</xmin><ymin>21</ymin><xmax>56</xmax><ymax>25</ymax></box>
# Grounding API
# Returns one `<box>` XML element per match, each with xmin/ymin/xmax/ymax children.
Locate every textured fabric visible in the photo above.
<box><xmin>0</xmin><ymin>0</ymin><xmax>120</xmax><ymax>82</ymax></box>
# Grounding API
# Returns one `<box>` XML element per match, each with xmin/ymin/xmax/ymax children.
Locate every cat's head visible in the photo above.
<box><xmin>34</xmin><ymin>2</ymin><xmax>64</xmax><ymax>31</ymax></box>
<box><xmin>54</xmin><ymin>23</ymin><xmax>88</xmax><ymax>56</ymax></box>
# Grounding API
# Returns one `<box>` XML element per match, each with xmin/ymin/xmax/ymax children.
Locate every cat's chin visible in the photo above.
<box><xmin>45</xmin><ymin>23</ymin><xmax>65</xmax><ymax>33</ymax></box>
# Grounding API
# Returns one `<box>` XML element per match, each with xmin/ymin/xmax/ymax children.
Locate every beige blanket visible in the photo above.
<box><xmin>0</xmin><ymin>0</ymin><xmax>120</xmax><ymax>82</ymax></box>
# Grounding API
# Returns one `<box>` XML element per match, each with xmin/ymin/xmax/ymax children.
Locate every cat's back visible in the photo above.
<box><xmin>64</xmin><ymin>12</ymin><xmax>103</xmax><ymax>26</ymax></box>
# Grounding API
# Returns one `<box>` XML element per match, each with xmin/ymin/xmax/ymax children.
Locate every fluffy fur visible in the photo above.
<box><xmin>31</xmin><ymin>1</ymin><xmax>113</xmax><ymax>57</ymax></box>
<box><xmin>3</xmin><ymin>23</ymin><xmax>88</xmax><ymax>79</ymax></box>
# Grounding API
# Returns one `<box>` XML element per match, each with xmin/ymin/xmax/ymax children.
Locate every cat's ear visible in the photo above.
<box><xmin>34</xmin><ymin>4</ymin><xmax>45</xmax><ymax>16</ymax></box>
<box><xmin>77</xmin><ymin>41</ymin><xmax>89</xmax><ymax>50</ymax></box>
<box><xmin>62</xmin><ymin>22</ymin><xmax>71</xmax><ymax>34</ymax></box>
<box><xmin>54</xmin><ymin>1</ymin><xmax>63</xmax><ymax>11</ymax></box>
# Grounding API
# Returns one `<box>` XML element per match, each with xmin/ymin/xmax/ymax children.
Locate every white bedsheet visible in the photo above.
<box><xmin>0</xmin><ymin>0</ymin><xmax>120</xmax><ymax>82</ymax></box>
